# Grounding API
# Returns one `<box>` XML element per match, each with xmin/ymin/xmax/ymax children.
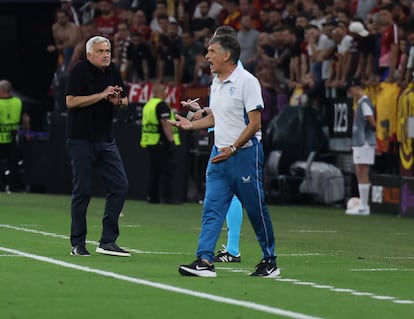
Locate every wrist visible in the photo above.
<box><xmin>230</xmin><ymin>145</ymin><xmax>237</xmax><ymax>155</ymax></box>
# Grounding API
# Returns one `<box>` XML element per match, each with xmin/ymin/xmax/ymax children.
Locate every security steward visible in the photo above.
<box><xmin>0</xmin><ymin>80</ymin><xmax>29</xmax><ymax>193</ymax></box>
<box><xmin>140</xmin><ymin>83</ymin><xmax>181</xmax><ymax>204</ymax></box>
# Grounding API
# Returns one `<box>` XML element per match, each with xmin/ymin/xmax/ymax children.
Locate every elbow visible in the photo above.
<box><xmin>66</xmin><ymin>96</ymin><xmax>76</xmax><ymax>108</ymax></box>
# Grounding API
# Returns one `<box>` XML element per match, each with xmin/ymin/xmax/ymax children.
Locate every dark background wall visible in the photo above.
<box><xmin>0</xmin><ymin>1</ymin><xmax>61</xmax><ymax>135</ymax></box>
<box><xmin>37</xmin><ymin>115</ymin><xmax>193</xmax><ymax>202</ymax></box>
<box><xmin>0</xmin><ymin>1</ymin><xmax>59</xmax><ymax>102</ymax></box>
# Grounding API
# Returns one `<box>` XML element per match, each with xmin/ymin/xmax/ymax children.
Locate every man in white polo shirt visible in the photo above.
<box><xmin>169</xmin><ymin>34</ymin><xmax>280</xmax><ymax>278</ymax></box>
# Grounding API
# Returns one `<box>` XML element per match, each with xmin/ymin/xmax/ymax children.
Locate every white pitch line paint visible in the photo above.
<box><xmin>0</xmin><ymin>224</ymin><xmax>189</xmax><ymax>255</ymax></box>
<box><xmin>394</xmin><ymin>300</ymin><xmax>414</xmax><ymax>304</ymax></box>
<box><xmin>288</xmin><ymin>230</ymin><xmax>338</xmax><ymax>233</ymax></box>
<box><xmin>351</xmin><ymin>292</ymin><xmax>374</xmax><ymax>296</ymax></box>
<box><xmin>276</xmin><ymin>278</ymin><xmax>300</xmax><ymax>283</ymax></box>
<box><xmin>293</xmin><ymin>282</ymin><xmax>317</xmax><ymax>286</ymax></box>
<box><xmin>278</xmin><ymin>253</ymin><xmax>324</xmax><ymax>257</ymax></box>
<box><xmin>330</xmin><ymin>288</ymin><xmax>355</xmax><ymax>293</ymax></box>
<box><xmin>371</xmin><ymin>296</ymin><xmax>397</xmax><ymax>300</ymax></box>
<box><xmin>0</xmin><ymin>224</ymin><xmax>320</xmax><ymax>257</ymax></box>
<box><xmin>312</xmin><ymin>285</ymin><xmax>334</xmax><ymax>289</ymax></box>
<box><xmin>350</xmin><ymin>268</ymin><xmax>414</xmax><ymax>272</ymax></box>
<box><xmin>0</xmin><ymin>246</ymin><xmax>325</xmax><ymax>319</ymax></box>
<box><xmin>212</xmin><ymin>268</ymin><xmax>414</xmax><ymax>306</ymax></box>
<box><xmin>3</xmin><ymin>224</ymin><xmax>414</xmax><ymax>306</ymax></box>
<box><xmin>274</xmin><ymin>278</ymin><xmax>414</xmax><ymax>305</ymax></box>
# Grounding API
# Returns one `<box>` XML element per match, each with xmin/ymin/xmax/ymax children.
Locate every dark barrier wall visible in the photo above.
<box><xmin>26</xmin><ymin>115</ymin><xmax>191</xmax><ymax>202</ymax></box>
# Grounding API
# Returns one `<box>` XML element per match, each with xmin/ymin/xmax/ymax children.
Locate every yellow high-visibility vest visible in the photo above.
<box><xmin>140</xmin><ymin>98</ymin><xmax>180</xmax><ymax>147</ymax></box>
<box><xmin>0</xmin><ymin>97</ymin><xmax>22</xmax><ymax>144</ymax></box>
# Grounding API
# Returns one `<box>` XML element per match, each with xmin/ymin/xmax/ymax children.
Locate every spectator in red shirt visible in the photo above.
<box><xmin>130</xmin><ymin>9</ymin><xmax>152</xmax><ymax>41</ymax></box>
<box><xmin>219</xmin><ymin>0</ymin><xmax>242</xmax><ymax>30</ymax></box>
<box><xmin>378</xmin><ymin>3</ymin><xmax>400</xmax><ymax>82</ymax></box>
<box><xmin>94</xmin><ymin>0</ymin><xmax>122</xmax><ymax>43</ymax></box>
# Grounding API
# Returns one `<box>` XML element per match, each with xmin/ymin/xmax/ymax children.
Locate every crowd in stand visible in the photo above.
<box><xmin>16</xmin><ymin>0</ymin><xmax>412</xmax><ymax>206</ymax></box>
<box><xmin>50</xmin><ymin>0</ymin><xmax>414</xmax><ymax>109</ymax></box>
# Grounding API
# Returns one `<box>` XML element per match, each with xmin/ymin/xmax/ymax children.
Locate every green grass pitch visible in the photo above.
<box><xmin>0</xmin><ymin>193</ymin><xmax>413</xmax><ymax>319</ymax></box>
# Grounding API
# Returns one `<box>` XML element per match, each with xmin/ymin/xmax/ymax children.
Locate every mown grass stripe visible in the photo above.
<box><xmin>0</xmin><ymin>246</ymin><xmax>325</xmax><ymax>319</ymax></box>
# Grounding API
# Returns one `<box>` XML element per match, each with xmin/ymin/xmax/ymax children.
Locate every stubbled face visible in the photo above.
<box><xmin>99</xmin><ymin>1</ymin><xmax>112</xmax><ymax>15</ymax></box>
<box><xmin>379</xmin><ymin>9</ymin><xmax>392</xmax><ymax>25</ymax></box>
<box><xmin>155</xmin><ymin>4</ymin><xmax>167</xmax><ymax>16</ymax></box>
<box><xmin>134</xmin><ymin>10</ymin><xmax>146</xmax><ymax>24</ymax></box>
<box><xmin>268</xmin><ymin>11</ymin><xmax>282</xmax><ymax>25</ymax></box>
<box><xmin>199</xmin><ymin>1</ymin><xmax>209</xmax><ymax>16</ymax></box>
<box><xmin>56</xmin><ymin>12</ymin><xmax>69</xmax><ymax>26</ymax></box>
<box><xmin>305</xmin><ymin>28</ymin><xmax>319</xmax><ymax>40</ymax></box>
<box><xmin>331</xmin><ymin>27</ymin><xmax>344</xmax><ymax>44</ymax></box>
<box><xmin>259</xmin><ymin>10</ymin><xmax>269</xmax><ymax>23</ymax></box>
<box><xmin>295</xmin><ymin>16</ymin><xmax>308</xmax><ymax>30</ymax></box>
<box><xmin>116</xmin><ymin>23</ymin><xmax>129</xmax><ymax>40</ymax></box>
<box><xmin>205</xmin><ymin>42</ymin><xmax>226</xmax><ymax>74</ymax></box>
<box><xmin>240</xmin><ymin>15</ymin><xmax>251</xmax><ymax>29</ymax></box>
<box><xmin>87</xmin><ymin>41</ymin><xmax>111</xmax><ymax>69</ymax></box>
<box><xmin>167</xmin><ymin>22</ymin><xmax>179</xmax><ymax>37</ymax></box>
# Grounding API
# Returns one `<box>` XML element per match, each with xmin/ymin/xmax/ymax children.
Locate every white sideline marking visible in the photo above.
<box><xmin>215</xmin><ymin>268</ymin><xmax>414</xmax><ymax>305</ymax></box>
<box><xmin>294</xmin><ymin>282</ymin><xmax>316</xmax><ymax>286</ymax></box>
<box><xmin>3</xmin><ymin>224</ymin><xmax>414</xmax><ymax>306</ymax></box>
<box><xmin>289</xmin><ymin>230</ymin><xmax>337</xmax><ymax>233</ymax></box>
<box><xmin>330</xmin><ymin>288</ymin><xmax>354</xmax><ymax>293</ymax></box>
<box><xmin>274</xmin><ymin>279</ymin><xmax>414</xmax><ymax>305</ymax></box>
<box><xmin>0</xmin><ymin>224</ymin><xmax>188</xmax><ymax>255</ymax></box>
<box><xmin>394</xmin><ymin>300</ymin><xmax>414</xmax><ymax>304</ymax></box>
<box><xmin>350</xmin><ymin>268</ymin><xmax>414</xmax><ymax>272</ymax></box>
<box><xmin>0</xmin><ymin>246</ymin><xmax>324</xmax><ymax>319</ymax></box>
<box><xmin>278</xmin><ymin>253</ymin><xmax>324</xmax><ymax>257</ymax></box>
<box><xmin>372</xmin><ymin>296</ymin><xmax>397</xmax><ymax>300</ymax></box>
<box><xmin>313</xmin><ymin>285</ymin><xmax>334</xmax><ymax>289</ymax></box>
<box><xmin>351</xmin><ymin>292</ymin><xmax>373</xmax><ymax>296</ymax></box>
<box><xmin>0</xmin><ymin>224</ymin><xmax>321</xmax><ymax>257</ymax></box>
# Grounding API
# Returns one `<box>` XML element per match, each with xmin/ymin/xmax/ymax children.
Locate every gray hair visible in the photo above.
<box><xmin>208</xmin><ymin>35</ymin><xmax>240</xmax><ymax>64</ymax></box>
<box><xmin>213</xmin><ymin>25</ymin><xmax>237</xmax><ymax>38</ymax></box>
<box><xmin>85</xmin><ymin>36</ymin><xmax>111</xmax><ymax>53</ymax></box>
<box><xmin>0</xmin><ymin>80</ymin><xmax>12</xmax><ymax>93</ymax></box>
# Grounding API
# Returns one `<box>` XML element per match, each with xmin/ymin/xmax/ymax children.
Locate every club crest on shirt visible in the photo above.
<box><xmin>241</xmin><ymin>176</ymin><xmax>251</xmax><ymax>183</ymax></box>
<box><xmin>229</xmin><ymin>87</ymin><xmax>236</xmax><ymax>96</ymax></box>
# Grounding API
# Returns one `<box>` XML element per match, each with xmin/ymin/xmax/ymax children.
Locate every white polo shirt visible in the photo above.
<box><xmin>209</xmin><ymin>64</ymin><xmax>264</xmax><ymax>149</ymax></box>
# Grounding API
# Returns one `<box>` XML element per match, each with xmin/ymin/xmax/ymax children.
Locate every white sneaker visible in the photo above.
<box><xmin>345</xmin><ymin>205</ymin><xmax>370</xmax><ymax>216</ymax></box>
